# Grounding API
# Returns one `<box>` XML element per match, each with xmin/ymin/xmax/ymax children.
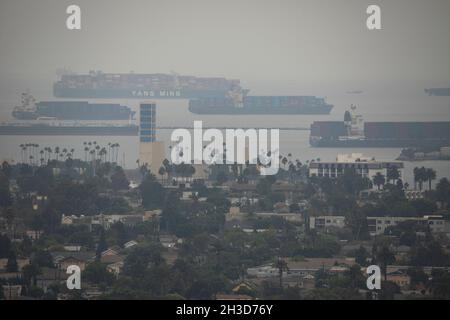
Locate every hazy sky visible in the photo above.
<box><xmin>1</xmin><ymin>0</ymin><xmax>450</xmax><ymax>92</ymax></box>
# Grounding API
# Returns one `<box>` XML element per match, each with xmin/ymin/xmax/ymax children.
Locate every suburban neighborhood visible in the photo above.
<box><xmin>1</xmin><ymin>149</ymin><xmax>450</xmax><ymax>300</ymax></box>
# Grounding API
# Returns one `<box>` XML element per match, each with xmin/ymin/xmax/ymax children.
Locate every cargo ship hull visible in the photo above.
<box><xmin>310</xmin><ymin>119</ymin><xmax>450</xmax><ymax>148</ymax></box>
<box><xmin>53</xmin><ymin>86</ymin><xmax>230</xmax><ymax>99</ymax></box>
<box><xmin>0</xmin><ymin>124</ymin><xmax>138</xmax><ymax>136</ymax></box>
<box><xmin>189</xmin><ymin>96</ymin><xmax>333</xmax><ymax>115</ymax></box>
<box><xmin>189</xmin><ymin>105</ymin><xmax>333</xmax><ymax>115</ymax></box>
<box><xmin>13</xmin><ymin>93</ymin><xmax>135</xmax><ymax>121</ymax></box>
<box><xmin>53</xmin><ymin>71</ymin><xmax>243</xmax><ymax>99</ymax></box>
<box><xmin>425</xmin><ymin>88</ymin><xmax>450</xmax><ymax>96</ymax></box>
<box><xmin>311</xmin><ymin>138</ymin><xmax>450</xmax><ymax>148</ymax></box>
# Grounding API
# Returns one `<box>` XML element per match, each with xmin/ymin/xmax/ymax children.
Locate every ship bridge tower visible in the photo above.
<box><xmin>20</xmin><ymin>91</ymin><xmax>37</xmax><ymax>111</ymax></box>
<box><xmin>344</xmin><ymin>109</ymin><xmax>352</xmax><ymax>136</ymax></box>
<box><xmin>348</xmin><ymin>104</ymin><xmax>364</xmax><ymax>137</ymax></box>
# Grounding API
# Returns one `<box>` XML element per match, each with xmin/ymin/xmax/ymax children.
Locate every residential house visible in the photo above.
<box><xmin>63</xmin><ymin>245</ymin><xmax>82</xmax><ymax>252</ymax></box>
<box><xmin>57</xmin><ymin>256</ymin><xmax>87</xmax><ymax>272</ymax></box>
<box><xmin>232</xmin><ymin>281</ymin><xmax>256</xmax><ymax>294</ymax></box>
<box><xmin>2</xmin><ymin>285</ymin><xmax>22</xmax><ymax>300</ymax></box>
<box><xmin>35</xmin><ymin>267</ymin><xmax>67</xmax><ymax>292</ymax></box>
<box><xmin>309</xmin><ymin>216</ymin><xmax>346</xmax><ymax>231</ymax></box>
<box><xmin>91</xmin><ymin>214</ymin><xmax>144</xmax><ymax>230</ymax></box>
<box><xmin>107</xmin><ymin>261</ymin><xmax>124</xmax><ymax>276</ymax></box>
<box><xmin>51</xmin><ymin>252</ymin><xmax>95</xmax><ymax>271</ymax></box>
<box><xmin>367</xmin><ymin>215</ymin><xmax>448</xmax><ymax>236</ymax></box>
<box><xmin>309</xmin><ymin>153</ymin><xmax>404</xmax><ymax>187</ymax></box>
<box><xmin>0</xmin><ymin>258</ymin><xmax>30</xmax><ymax>272</ymax></box>
<box><xmin>159</xmin><ymin>235</ymin><xmax>179</xmax><ymax>248</ymax></box>
<box><xmin>26</xmin><ymin>230</ymin><xmax>43</xmax><ymax>241</ymax></box>
<box><xmin>61</xmin><ymin>214</ymin><xmax>92</xmax><ymax>227</ymax></box>
<box><xmin>143</xmin><ymin>210</ymin><xmax>162</xmax><ymax>221</ymax></box>
<box><xmin>124</xmin><ymin>240</ymin><xmax>138</xmax><ymax>249</ymax></box>
<box><xmin>387</xmin><ymin>270</ymin><xmax>411</xmax><ymax>289</ymax></box>
<box><xmin>247</xmin><ymin>258</ymin><xmax>356</xmax><ymax>279</ymax></box>
<box><xmin>226</xmin><ymin>207</ymin><xmax>303</xmax><ymax>224</ymax></box>
<box><xmin>254</xmin><ymin>212</ymin><xmax>303</xmax><ymax>223</ymax></box>
<box><xmin>98</xmin><ymin>246</ymin><xmax>125</xmax><ymax>263</ymax></box>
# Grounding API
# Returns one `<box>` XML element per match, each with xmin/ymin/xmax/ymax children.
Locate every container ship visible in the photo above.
<box><xmin>188</xmin><ymin>95</ymin><xmax>333</xmax><ymax>115</ymax></box>
<box><xmin>12</xmin><ymin>93</ymin><xmax>135</xmax><ymax>120</ymax></box>
<box><xmin>425</xmin><ymin>88</ymin><xmax>450</xmax><ymax>96</ymax></box>
<box><xmin>310</xmin><ymin>105</ymin><xmax>450</xmax><ymax>148</ymax></box>
<box><xmin>53</xmin><ymin>70</ymin><xmax>245</xmax><ymax>99</ymax></box>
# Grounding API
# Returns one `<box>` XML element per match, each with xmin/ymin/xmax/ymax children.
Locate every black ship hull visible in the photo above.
<box><xmin>13</xmin><ymin>98</ymin><xmax>135</xmax><ymax>121</ymax></box>
<box><xmin>189</xmin><ymin>96</ymin><xmax>334</xmax><ymax>115</ymax></box>
<box><xmin>425</xmin><ymin>88</ymin><xmax>450</xmax><ymax>96</ymax></box>
<box><xmin>189</xmin><ymin>105</ymin><xmax>333</xmax><ymax>115</ymax></box>
<box><xmin>310</xmin><ymin>138</ymin><xmax>450</xmax><ymax>148</ymax></box>
<box><xmin>310</xmin><ymin>119</ymin><xmax>450</xmax><ymax>148</ymax></box>
<box><xmin>0</xmin><ymin>124</ymin><xmax>138</xmax><ymax>136</ymax></box>
<box><xmin>12</xmin><ymin>111</ymin><xmax>38</xmax><ymax>120</ymax></box>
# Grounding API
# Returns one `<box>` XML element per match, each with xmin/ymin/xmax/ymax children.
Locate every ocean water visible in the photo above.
<box><xmin>0</xmin><ymin>82</ymin><xmax>449</xmax><ymax>187</ymax></box>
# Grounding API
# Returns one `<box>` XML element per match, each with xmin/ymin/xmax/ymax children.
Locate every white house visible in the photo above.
<box><xmin>309</xmin><ymin>153</ymin><xmax>403</xmax><ymax>186</ymax></box>
<box><xmin>309</xmin><ymin>216</ymin><xmax>346</xmax><ymax>230</ymax></box>
<box><xmin>367</xmin><ymin>215</ymin><xmax>448</xmax><ymax>236</ymax></box>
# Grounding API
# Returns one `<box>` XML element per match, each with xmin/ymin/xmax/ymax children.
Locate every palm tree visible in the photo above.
<box><xmin>413</xmin><ymin>167</ymin><xmax>419</xmax><ymax>190</ymax></box>
<box><xmin>95</xmin><ymin>145</ymin><xmax>100</xmax><ymax>160</ymax></box>
<box><xmin>23</xmin><ymin>144</ymin><xmax>27</xmax><ymax>162</ymax></box>
<box><xmin>47</xmin><ymin>147</ymin><xmax>53</xmax><ymax>161</ymax></box>
<box><xmin>39</xmin><ymin>150</ymin><xmax>44</xmax><ymax>166</ymax></box>
<box><xmin>387</xmin><ymin>166</ymin><xmax>400</xmax><ymax>184</ymax></box>
<box><xmin>89</xmin><ymin>149</ymin><xmax>95</xmax><ymax>161</ymax></box>
<box><xmin>108</xmin><ymin>142</ymin><xmax>112</xmax><ymax>162</ymax></box>
<box><xmin>425</xmin><ymin>168</ymin><xmax>437</xmax><ymax>190</ymax></box>
<box><xmin>19</xmin><ymin>144</ymin><xmax>24</xmax><ymax>162</ymax></box>
<box><xmin>30</xmin><ymin>144</ymin><xmax>35</xmax><ymax>162</ymax></box>
<box><xmin>114</xmin><ymin>143</ymin><xmax>120</xmax><ymax>163</ymax></box>
<box><xmin>281</xmin><ymin>157</ymin><xmax>288</xmax><ymax>170</ymax></box>
<box><xmin>109</xmin><ymin>143</ymin><xmax>114</xmax><ymax>163</ymax></box>
<box><xmin>113</xmin><ymin>143</ymin><xmax>118</xmax><ymax>163</ymax></box>
<box><xmin>373</xmin><ymin>172</ymin><xmax>385</xmax><ymax>190</ymax></box>
<box><xmin>34</xmin><ymin>144</ymin><xmax>39</xmax><ymax>160</ymax></box>
<box><xmin>436</xmin><ymin>178</ymin><xmax>450</xmax><ymax>209</ymax></box>
<box><xmin>158</xmin><ymin>166</ymin><xmax>166</xmax><ymax>184</ymax></box>
<box><xmin>373</xmin><ymin>243</ymin><xmax>395</xmax><ymax>281</ymax></box>
<box><xmin>414</xmin><ymin>167</ymin><xmax>427</xmax><ymax>191</ymax></box>
<box><xmin>162</xmin><ymin>158</ymin><xmax>172</xmax><ymax>180</ymax></box>
<box><xmin>274</xmin><ymin>258</ymin><xmax>289</xmax><ymax>289</ymax></box>
<box><xmin>99</xmin><ymin>147</ymin><xmax>107</xmax><ymax>163</ymax></box>
<box><xmin>55</xmin><ymin>147</ymin><xmax>60</xmax><ymax>161</ymax></box>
